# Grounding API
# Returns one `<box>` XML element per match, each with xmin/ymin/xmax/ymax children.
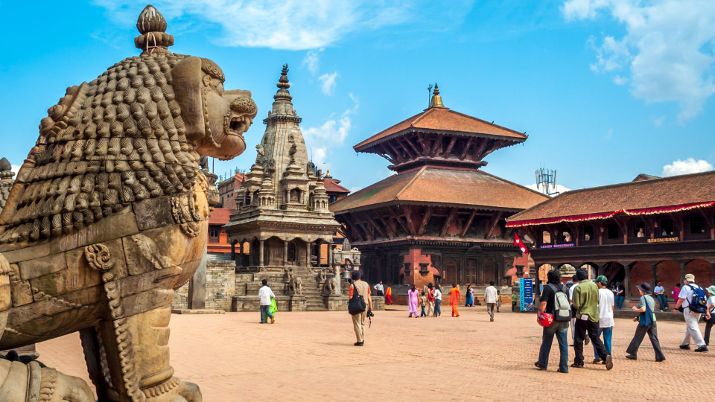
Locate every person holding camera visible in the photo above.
<box><xmin>348</xmin><ymin>271</ymin><xmax>373</xmax><ymax>346</ymax></box>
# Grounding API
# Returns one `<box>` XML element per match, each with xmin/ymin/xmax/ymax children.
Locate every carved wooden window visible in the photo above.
<box><xmin>606</xmin><ymin>223</ymin><xmax>619</xmax><ymax>239</ymax></box>
<box><xmin>689</xmin><ymin>216</ymin><xmax>707</xmax><ymax>234</ymax></box>
<box><xmin>287</xmin><ymin>242</ymin><xmax>297</xmax><ymax>263</ymax></box>
<box><xmin>542</xmin><ymin>230</ymin><xmax>552</xmax><ymax>244</ymax></box>
<box><xmin>419</xmin><ymin>263</ymin><xmax>429</xmax><ymax>274</ymax></box>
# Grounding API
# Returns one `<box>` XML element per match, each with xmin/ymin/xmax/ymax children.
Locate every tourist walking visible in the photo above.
<box><xmin>258</xmin><ymin>279</ymin><xmax>276</xmax><ymax>324</ymax></box>
<box><xmin>572</xmin><ymin>269</ymin><xmax>613</xmax><ymax>370</ymax></box>
<box><xmin>674</xmin><ymin>273</ymin><xmax>708</xmax><ymax>352</ymax></box>
<box><xmin>348</xmin><ymin>271</ymin><xmax>373</xmax><ymax>346</ymax></box>
<box><xmin>704</xmin><ymin>286</ymin><xmax>715</xmax><ymax>346</ymax></box>
<box><xmin>407</xmin><ymin>284</ymin><xmax>419</xmax><ymax>318</ymax></box>
<box><xmin>613</xmin><ymin>281</ymin><xmax>625</xmax><ymax>310</ymax></box>
<box><xmin>420</xmin><ymin>291</ymin><xmax>427</xmax><ymax>317</ymax></box>
<box><xmin>426</xmin><ymin>283</ymin><xmax>435</xmax><ymax>316</ymax></box>
<box><xmin>593</xmin><ymin>276</ymin><xmax>614</xmax><ymax>364</ymax></box>
<box><xmin>485</xmin><ymin>281</ymin><xmax>498</xmax><ymax>322</ymax></box>
<box><xmin>465</xmin><ymin>284</ymin><xmax>474</xmax><ymax>307</ymax></box>
<box><xmin>433</xmin><ymin>285</ymin><xmax>443</xmax><ymax>317</ymax></box>
<box><xmin>385</xmin><ymin>286</ymin><xmax>393</xmax><ymax>305</ymax></box>
<box><xmin>625</xmin><ymin>283</ymin><xmax>665</xmax><ymax>362</ymax></box>
<box><xmin>374</xmin><ymin>281</ymin><xmax>385</xmax><ymax>296</ymax></box>
<box><xmin>535</xmin><ymin>270</ymin><xmax>569</xmax><ymax>373</ymax></box>
<box><xmin>654</xmin><ymin>281</ymin><xmax>668</xmax><ymax>311</ymax></box>
<box><xmin>450</xmin><ymin>283</ymin><xmax>461</xmax><ymax>317</ymax></box>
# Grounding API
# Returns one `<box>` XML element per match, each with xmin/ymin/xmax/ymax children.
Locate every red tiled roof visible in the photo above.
<box><xmin>506</xmin><ymin>170</ymin><xmax>715</xmax><ymax>227</ymax></box>
<box><xmin>354</xmin><ymin>107</ymin><xmax>527</xmax><ymax>151</ymax></box>
<box><xmin>324</xmin><ymin>178</ymin><xmax>350</xmax><ymax>194</ymax></box>
<box><xmin>330</xmin><ymin>166</ymin><xmax>547</xmax><ymax>213</ymax></box>
<box><xmin>209</xmin><ymin>207</ymin><xmax>232</xmax><ymax>225</ymax></box>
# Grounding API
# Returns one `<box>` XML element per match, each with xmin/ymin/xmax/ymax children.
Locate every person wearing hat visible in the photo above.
<box><xmin>592</xmin><ymin>275</ymin><xmax>615</xmax><ymax>364</ymax></box>
<box><xmin>703</xmin><ymin>285</ymin><xmax>715</xmax><ymax>346</ymax></box>
<box><xmin>674</xmin><ymin>273</ymin><xmax>708</xmax><ymax>352</ymax></box>
<box><xmin>625</xmin><ymin>283</ymin><xmax>665</xmax><ymax>361</ymax></box>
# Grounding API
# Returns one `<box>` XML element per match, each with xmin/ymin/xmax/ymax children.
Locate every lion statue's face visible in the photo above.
<box><xmin>172</xmin><ymin>57</ymin><xmax>257</xmax><ymax>160</ymax></box>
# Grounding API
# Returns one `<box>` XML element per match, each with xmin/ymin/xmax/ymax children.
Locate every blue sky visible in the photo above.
<box><xmin>1</xmin><ymin>0</ymin><xmax>714</xmax><ymax>192</ymax></box>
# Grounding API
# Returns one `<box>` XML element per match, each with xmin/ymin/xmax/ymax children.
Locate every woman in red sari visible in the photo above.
<box><xmin>385</xmin><ymin>287</ymin><xmax>393</xmax><ymax>305</ymax></box>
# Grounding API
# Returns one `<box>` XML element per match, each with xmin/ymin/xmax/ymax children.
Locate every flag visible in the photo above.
<box><xmin>513</xmin><ymin>232</ymin><xmax>529</xmax><ymax>255</ymax></box>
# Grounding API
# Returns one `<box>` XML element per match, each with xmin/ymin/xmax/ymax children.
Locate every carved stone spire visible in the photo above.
<box><xmin>134</xmin><ymin>5</ymin><xmax>174</xmax><ymax>54</ymax></box>
<box><xmin>429</xmin><ymin>83</ymin><xmax>445</xmax><ymax>108</ymax></box>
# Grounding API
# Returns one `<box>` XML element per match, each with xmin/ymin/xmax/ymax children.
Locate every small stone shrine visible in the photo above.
<box><xmin>0</xmin><ymin>5</ymin><xmax>255</xmax><ymax>400</ymax></box>
<box><xmin>225</xmin><ymin>66</ymin><xmax>349</xmax><ymax>311</ymax></box>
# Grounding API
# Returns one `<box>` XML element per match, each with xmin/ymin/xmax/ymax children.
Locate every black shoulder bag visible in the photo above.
<box><xmin>348</xmin><ymin>283</ymin><xmax>367</xmax><ymax>315</ymax></box>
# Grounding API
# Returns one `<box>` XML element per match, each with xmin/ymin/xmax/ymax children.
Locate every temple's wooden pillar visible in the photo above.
<box><xmin>711</xmin><ymin>261</ymin><xmax>715</xmax><ymax>285</ymax></box>
<box><xmin>679</xmin><ymin>260</ymin><xmax>687</xmax><ymax>282</ymax></box>
<box><xmin>624</xmin><ymin>264</ymin><xmax>631</xmax><ymax>298</ymax></box>
<box><xmin>651</xmin><ymin>262</ymin><xmax>658</xmax><ymax>285</ymax></box>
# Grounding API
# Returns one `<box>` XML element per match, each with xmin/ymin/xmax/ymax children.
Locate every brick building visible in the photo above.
<box><xmin>506</xmin><ymin>171</ymin><xmax>715</xmax><ymax>300</ymax></box>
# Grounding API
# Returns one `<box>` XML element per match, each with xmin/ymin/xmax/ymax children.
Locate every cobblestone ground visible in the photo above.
<box><xmin>37</xmin><ymin>307</ymin><xmax>711</xmax><ymax>401</ymax></box>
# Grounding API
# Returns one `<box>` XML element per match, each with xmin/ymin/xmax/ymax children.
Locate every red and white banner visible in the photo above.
<box><xmin>513</xmin><ymin>232</ymin><xmax>529</xmax><ymax>255</ymax></box>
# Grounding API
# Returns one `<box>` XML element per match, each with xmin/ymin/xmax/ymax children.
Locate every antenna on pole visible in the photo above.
<box><xmin>427</xmin><ymin>83</ymin><xmax>433</xmax><ymax>108</ymax></box>
<box><xmin>535</xmin><ymin>168</ymin><xmax>559</xmax><ymax>196</ymax></box>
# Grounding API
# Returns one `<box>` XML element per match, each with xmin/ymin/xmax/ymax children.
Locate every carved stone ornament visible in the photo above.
<box><xmin>0</xmin><ymin>4</ymin><xmax>254</xmax><ymax>401</ymax></box>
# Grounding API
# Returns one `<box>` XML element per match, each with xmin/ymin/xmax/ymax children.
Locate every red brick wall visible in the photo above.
<box><xmin>686</xmin><ymin>259</ymin><xmax>712</xmax><ymax>286</ymax></box>
<box><xmin>655</xmin><ymin>260</ymin><xmax>680</xmax><ymax>301</ymax></box>
<box><xmin>629</xmin><ymin>261</ymin><xmax>652</xmax><ymax>296</ymax></box>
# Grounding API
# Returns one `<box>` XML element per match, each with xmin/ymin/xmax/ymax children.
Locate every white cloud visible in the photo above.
<box><xmin>94</xmin><ymin>0</ymin><xmax>444</xmax><ymax>51</ymax></box>
<box><xmin>11</xmin><ymin>165</ymin><xmax>20</xmax><ymax>176</ymax></box>
<box><xmin>563</xmin><ymin>0</ymin><xmax>715</xmax><ymax>120</ymax></box>
<box><xmin>662</xmin><ymin>158</ymin><xmax>713</xmax><ymax>176</ymax></box>
<box><xmin>302</xmin><ymin>49</ymin><xmax>323</xmax><ymax>75</ymax></box>
<box><xmin>318</xmin><ymin>72</ymin><xmax>338</xmax><ymax>95</ymax></box>
<box><xmin>527</xmin><ymin>183</ymin><xmax>571</xmax><ymax>196</ymax></box>
<box><xmin>303</xmin><ymin>94</ymin><xmax>359</xmax><ymax>168</ymax></box>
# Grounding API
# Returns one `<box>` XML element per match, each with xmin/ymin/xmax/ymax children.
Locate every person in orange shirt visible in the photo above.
<box><xmin>449</xmin><ymin>283</ymin><xmax>461</xmax><ymax>317</ymax></box>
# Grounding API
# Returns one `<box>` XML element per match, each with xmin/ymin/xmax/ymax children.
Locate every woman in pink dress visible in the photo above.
<box><xmin>408</xmin><ymin>284</ymin><xmax>419</xmax><ymax>318</ymax></box>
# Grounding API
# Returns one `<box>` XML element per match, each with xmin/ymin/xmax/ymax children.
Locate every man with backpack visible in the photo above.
<box><xmin>572</xmin><ymin>269</ymin><xmax>613</xmax><ymax>369</ymax></box>
<box><xmin>674</xmin><ymin>273</ymin><xmax>708</xmax><ymax>352</ymax></box>
<box><xmin>535</xmin><ymin>270</ymin><xmax>570</xmax><ymax>373</ymax></box>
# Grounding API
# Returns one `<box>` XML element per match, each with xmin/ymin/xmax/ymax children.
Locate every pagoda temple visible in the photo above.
<box><xmin>331</xmin><ymin>86</ymin><xmax>547</xmax><ymax>288</ymax></box>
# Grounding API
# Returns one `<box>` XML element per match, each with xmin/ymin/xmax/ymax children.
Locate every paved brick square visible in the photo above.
<box><xmin>37</xmin><ymin>307</ymin><xmax>711</xmax><ymax>401</ymax></box>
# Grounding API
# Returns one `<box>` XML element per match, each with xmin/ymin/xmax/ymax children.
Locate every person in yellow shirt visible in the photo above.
<box><xmin>449</xmin><ymin>283</ymin><xmax>461</xmax><ymax>317</ymax></box>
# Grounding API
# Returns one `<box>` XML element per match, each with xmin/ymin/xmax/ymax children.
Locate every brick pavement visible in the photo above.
<box><xmin>36</xmin><ymin>307</ymin><xmax>712</xmax><ymax>401</ymax></box>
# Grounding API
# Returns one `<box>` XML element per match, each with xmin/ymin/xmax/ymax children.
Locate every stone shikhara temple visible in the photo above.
<box><xmin>331</xmin><ymin>87</ymin><xmax>547</xmax><ymax>289</ymax></box>
<box><xmin>222</xmin><ymin>66</ymin><xmax>354</xmax><ymax>311</ymax></box>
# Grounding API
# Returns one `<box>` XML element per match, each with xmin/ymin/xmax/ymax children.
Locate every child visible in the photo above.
<box><xmin>420</xmin><ymin>291</ymin><xmax>427</xmax><ymax>317</ymax></box>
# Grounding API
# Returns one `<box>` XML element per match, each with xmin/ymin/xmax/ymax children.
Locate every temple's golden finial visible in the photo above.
<box><xmin>429</xmin><ymin>83</ymin><xmax>445</xmax><ymax>108</ymax></box>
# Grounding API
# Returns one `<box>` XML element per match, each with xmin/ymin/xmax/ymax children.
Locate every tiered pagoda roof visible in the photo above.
<box><xmin>332</xmin><ymin>86</ymin><xmax>545</xmax><ymax>214</ymax></box>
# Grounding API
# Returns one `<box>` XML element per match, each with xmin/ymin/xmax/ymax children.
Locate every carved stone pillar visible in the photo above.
<box><xmin>306</xmin><ymin>241</ymin><xmax>312</xmax><ymax>267</ymax></box>
<box><xmin>259</xmin><ymin>239</ymin><xmax>265</xmax><ymax>268</ymax></box>
<box><xmin>283</xmin><ymin>240</ymin><xmax>289</xmax><ymax>266</ymax></box>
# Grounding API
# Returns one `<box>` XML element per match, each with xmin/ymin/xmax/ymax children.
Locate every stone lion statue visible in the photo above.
<box><xmin>0</xmin><ymin>5</ymin><xmax>256</xmax><ymax>401</ymax></box>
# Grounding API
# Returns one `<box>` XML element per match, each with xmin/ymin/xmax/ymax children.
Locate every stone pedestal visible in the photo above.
<box><xmin>289</xmin><ymin>295</ymin><xmax>307</xmax><ymax>311</ymax></box>
<box><xmin>325</xmin><ymin>295</ymin><xmax>348</xmax><ymax>311</ymax></box>
<box><xmin>188</xmin><ymin>251</ymin><xmax>208</xmax><ymax>309</ymax></box>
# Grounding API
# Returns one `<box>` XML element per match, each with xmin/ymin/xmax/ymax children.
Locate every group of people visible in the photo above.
<box><xmin>403</xmin><ymin>282</ymin><xmax>500</xmax><ymax>321</ymax></box>
<box><xmin>537</xmin><ymin>269</ymin><xmax>715</xmax><ymax>373</ymax></box>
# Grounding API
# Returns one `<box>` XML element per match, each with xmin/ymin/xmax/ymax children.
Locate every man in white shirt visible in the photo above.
<box><xmin>593</xmin><ymin>275</ymin><xmax>614</xmax><ymax>364</ymax></box>
<box><xmin>258</xmin><ymin>279</ymin><xmax>276</xmax><ymax>324</ymax></box>
<box><xmin>653</xmin><ymin>281</ymin><xmax>668</xmax><ymax>311</ymax></box>
<box><xmin>674</xmin><ymin>273</ymin><xmax>707</xmax><ymax>352</ymax></box>
<box><xmin>485</xmin><ymin>281</ymin><xmax>498</xmax><ymax>322</ymax></box>
<box><xmin>374</xmin><ymin>281</ymin><xmax>385</xmax><ymax>296</ymax></box>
